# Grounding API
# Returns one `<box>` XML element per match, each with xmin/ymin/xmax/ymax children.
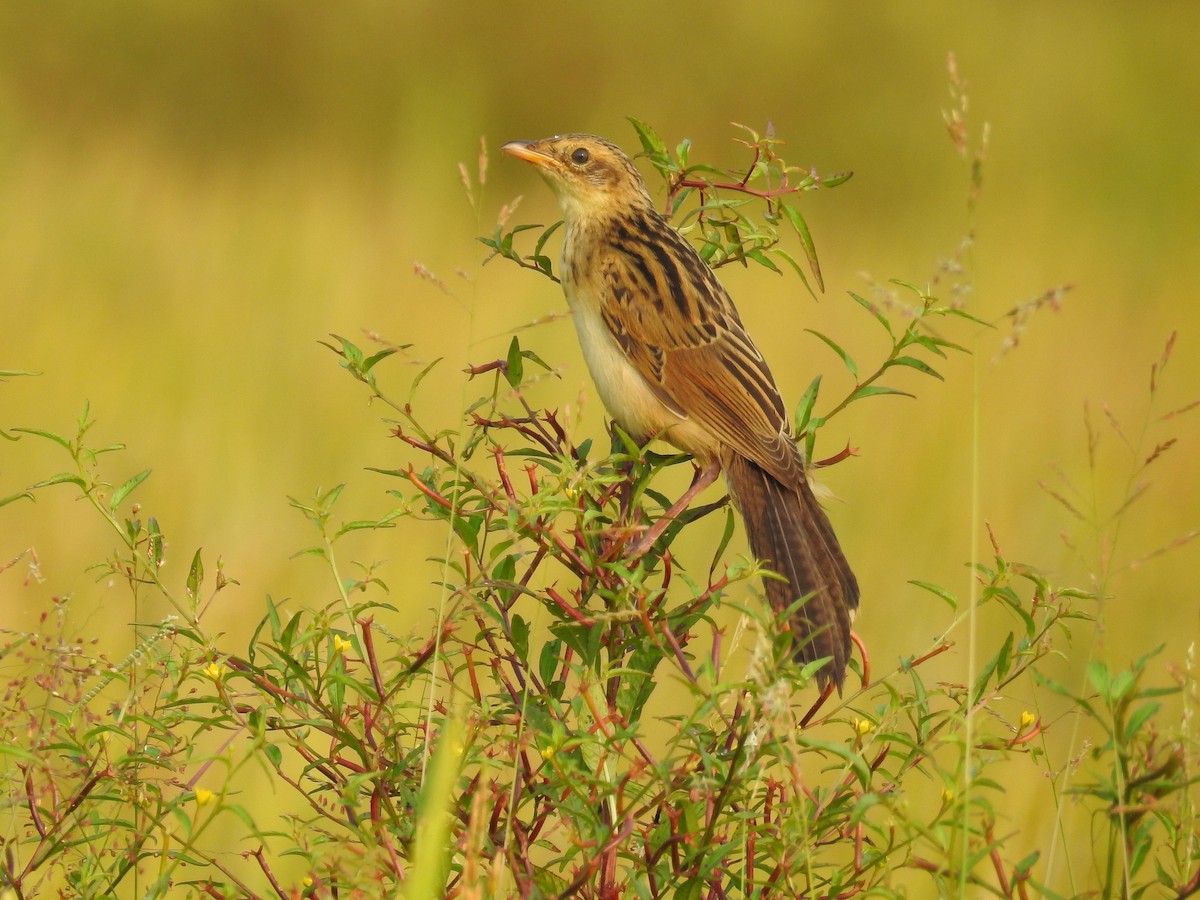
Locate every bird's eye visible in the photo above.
<box><xmin>570</xmin><ymin>147</ymin><xmax>590</xmax><ymax>165</ymax></box>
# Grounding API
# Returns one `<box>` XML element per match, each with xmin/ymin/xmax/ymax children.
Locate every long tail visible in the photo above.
<box><xmin>723</xmin><ymin>450</ymin><xmax>859</xmax><ymax>690</ymax></box>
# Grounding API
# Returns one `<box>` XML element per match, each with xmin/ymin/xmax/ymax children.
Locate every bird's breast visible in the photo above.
<box><xmin>565</xmin><ymin>281</ymin><xmax>718</xmax><ymax>459</ymax></box>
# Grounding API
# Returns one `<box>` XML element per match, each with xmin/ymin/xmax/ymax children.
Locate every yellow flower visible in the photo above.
<box><xmin>854</xmin><ymin>718</ymin><xmax>875</xmax><ymax>737</ymax></box>
<box><xmin>203</xmin><ymin>662</ymin><xmax>227</xmax><ymax>681</ymax></box>
<box><xmin>195</xmin><ymin>789</ymin><xmax>216</xmax><ymax>807</ymax></box>
<box><xmin>941</xmin><ymin>788</ymin><xmax>954</xmax><ymax>805</ymax></box>
<box><xmin>333</xmin><ymin>635</ymin><xmax>352</xmax><ymax>656</ymax></box>
<box><xmin>1019</xmin><ymin>710</ymin><xmax>1036</xmax><ymax>730</ymax></box>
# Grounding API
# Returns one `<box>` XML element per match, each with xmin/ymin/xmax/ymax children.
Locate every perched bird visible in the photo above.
<box><xmin>503</xmin><ymin>134</ymin><xmax>859</xmax><ymax>689</ymax></box>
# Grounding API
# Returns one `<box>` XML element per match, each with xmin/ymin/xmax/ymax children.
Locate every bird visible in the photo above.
<box><xmin>502</xmin><ymin>133</ymin><xmax>859</xmax><ymax>690</ymax></box>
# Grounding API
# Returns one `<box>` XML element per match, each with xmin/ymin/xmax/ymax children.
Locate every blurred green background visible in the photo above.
<box><xmin>1</xmin><ymin>0</ymin><xmax>1197</xmax><ymax>882</ymax></box>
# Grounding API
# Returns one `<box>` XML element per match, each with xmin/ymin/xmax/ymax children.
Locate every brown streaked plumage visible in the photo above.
<box><xmin>503</xmin><ymin>134</ymin><xmax>859</xmax><ymax>689</ymax></box>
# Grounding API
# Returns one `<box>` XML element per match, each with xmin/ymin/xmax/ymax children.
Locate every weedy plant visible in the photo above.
<box><xmin>2</xmin><ymin>66</ymin><xmax>1197</xmax><ymax>899</ymax></box>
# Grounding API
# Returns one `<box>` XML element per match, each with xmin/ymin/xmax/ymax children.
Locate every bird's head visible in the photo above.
<box><xmin>502</xmin><ymin>134</ymin><xmax>654</xmax><ymax>220</ymax></box>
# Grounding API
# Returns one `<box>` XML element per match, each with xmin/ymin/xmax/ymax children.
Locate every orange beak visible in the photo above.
<box><xmin>501</xmin><ymin>140</ymin><xmax>558</xmax><ymax>171</ymax></box>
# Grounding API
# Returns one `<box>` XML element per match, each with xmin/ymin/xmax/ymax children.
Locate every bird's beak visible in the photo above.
<box><xmin>502</xmin><ymin>140</ymin><xmax>558</xmax><ymax>171</ymax></box>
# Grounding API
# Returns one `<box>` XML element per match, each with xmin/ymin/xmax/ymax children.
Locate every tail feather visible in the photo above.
<box><xmin>723</xmin><ymin>450</ymin><xmax>859</xmax><ymax>690</ymax></box>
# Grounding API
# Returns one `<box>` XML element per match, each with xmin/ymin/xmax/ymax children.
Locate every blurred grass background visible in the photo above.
<box><xmin>1</xmin><ymin>0</ymin><xmax>1197</xmax><ymax>878</ymax></box>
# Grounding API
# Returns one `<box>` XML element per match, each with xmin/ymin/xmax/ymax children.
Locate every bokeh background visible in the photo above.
<box><xmin>2</xmin><ymin>1</ymin><xmax>1197</xmax><ymax>889</ymax></box>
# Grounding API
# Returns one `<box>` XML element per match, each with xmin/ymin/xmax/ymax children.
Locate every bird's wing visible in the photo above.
<box><xmin>597</xmin><ymin>227</ymin><xmax>804</xmax><ymax>486</ymax></box>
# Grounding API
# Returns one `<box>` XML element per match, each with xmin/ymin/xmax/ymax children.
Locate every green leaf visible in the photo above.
<box><xmin>409</xmin><ymin>357</ymin><xmax>443</xmax><ymax>401</ymax></box>
<box><xmin>186</xmin><ymin>549</ymin><xmax>205</xmax><ymax>602</ymax></box>
<box><xmin>408</xmin><ymin>706</ymin><xmax>468</xmax><ymax>899</ymax></box>
<box><xmin>910</xmin><ymin>333</ymin><xmax>963</xmax><ymax>358</ymax></box>
<box><xmin>626</xmin><ymin>116</ymin><xmax>667</xmax><ymax>158</ymax></box>
<box><xmin>972</xmin><ymin>651</ymin><xmax>1001</xmax><ymax>704</ymax></box>
<box><xmin>538</xmin><ymin>639</ymin><xmax>563</xmax><ymax>688</ymax></box>
<box><xmin>362</xmin><ymin>347</ymin><xmax>397</xmax><ymax>374</ymax></box>
<box><xmin>711</xmin><ymin>506</ymin><xmax>736</xmax><ymax>575</ymax></box>
<box><xmin>793</xmin><ymin>375</ymin><xmax>822</xmax><ymax>433</ymax></box>
<box><xmin>883</xmin><ymin>355</ymin><xmax>944</xmax><ymax>380</ymax></box>
<box><xmin>888</xmin><ymin>278</ymin><xmax>927</xmax><ymax>298</ymax></box>
<box><xmin>262</xmin><ymin>743</ymin><xmax>283</xmax><ymax>768</ymax></box>
<box><xmin>0</xmin><ymin>491</ymin><xmax>34</xmax><ymax>508</ymax></box>
<box><xmin>28</xmin><ymin>472</ymin><xmax>87</xmax><ymax>491</ymax></box>
<box><xmin>533</xmin><ymin>219</ymin><xmax>562</xmax><ymax>253</ymax></box>
<box><xmin>609</xmin><ymin>423</ymin><xmax>642</xmax><ymax>458</ymax></box>
<box><xmin>766</xmin><ymin>247</ymin><xmax>816</xmax><ymax>298</ymax></box>
<box><xmin>722</xmin><ymin>221</ymin><xmax>745</xmax><ymax>265</ymax></box>
<box><xmin>744</xmin><ymin>248</ymin><xmax>781</xmax><ymax>274</ymax></box>
<box><xmin>848</xmin><ymin>384</ymin><xmax>914</xmax><ymax>403</ymax></box>
<box><xmin>780</xmin><ymin>203</ymin><xmax>824</xmax><ymax>292</ymax></box>
<box><xmin>675</xmin><ymin>137</ymin><xmax>691</xmax><ymax>167</ymax></box>
<box><xmin>1123</xmin><ymin>701</ymin><xmax>1159</xmax><ymax>743</ymax></box>
<box><xmin>1087</xmin><ymin>660</ymin><xmax>1110</xmax><ymax>696</ymax></box>
<box><xmin>797</xmin><ymin>735</ymin><xmax>873</xmax><ymax>789</ymax></box>
<box><xmin>848</xmin><ymin>291</ymin><xmax>893</xmax><ymax>336</ymax></box>
<box><xmin>908</xmin><ymin>668</ymin><xmax>932</xmax><ymax>741</ymax></box>
<box><xmin>511</xmin><ymin>614</ymin><xmax>529</xmax><ymax>660</ymax></box>
<box><xmin>1108</xmin><ymin>669</ymin><xmax>1135</xmax><ymax>701</ymax></box>
<box><xmin>1128</xmin><ymin>824</ymin><xmax>1152</xmax><ymax>877</ymax></box>
<box><xmin>680</xmin><ymin>163</ymin><xmax>725</xmax><ymax>180</ymax></box>
<box><xmin>850</xmin><ymin>793</ymin><xmax>883</xmax><ymax>825</ymax></box>
<box><xmin>319</xmin><ymin>483</ymin><xmax>345</xmax><ymax>508</ymax></box>
<box><xmin>1130</xmin><ymin>642</ymin><xmax>1167</xmax><ymax>675</ymax></box>
<box><xmin>323</xmin><ymin>333</ymin><xmax>363</xmax><ymax>366</ymax></box>
<box><xmin>821</xmin><ymin>170</ymin><xmax>854</xmax><ymax>188</ymax></box>
<box><xmin>800</xmin><ymin>656</ymin><xmax>835</xmax><ymax>683</ymax></box>
<box><xmin>505</xmin><ymin>336</ymin><xmax>524</xmax><ymax>387</ymax></box>
<box><xmin>11</xmin><ymin>427</ymin><xmax>73</xmax><ymax>450</ymax></box>
<box><xmin>519</xmin><ymin>347</ymin><xmax>554</xmax><ymax>376</ymax></box>
<box><xmin>1013</xmin><ymin>850</ymin><xmax>1040</xmax><ymax>877</ymax></box>
<box><xmin>110</xmin><ymin>468</ymin><xmax>152</xmax><ymax>513</ymax></box>
<box><xmin>933</xmin><ymin>306</ymin><xmax>992</xmax><ymax>328</ymax></box>
<box><xmin>452</xmin><ymin>512</ymin><xmax>482</xmax><ymax>554</ymax></box>
<box><xmin>146</xmin><ymin>516</ymin><xmax>165</xmax><ymax>569</ymax></box>
<box><xmin>1035</xmin><ymin>672</ymin><xmax>1101</xmax><ymax>718</ymax></box>
<box><xmin>550</xmin><ymin>621</ymin><xmax>602</xmax><ymax>665</ymax></box>
<box><xmin>280</xmin><ymin>611</ymin><xmax>304</xmax><ymax>652</ymax></box>
<box><xmin>908</xmin><ymin>579</ymin><xmax>957</xmax><ymax>612</ymax></box>
<box><xmin>994</xmin><ymin>631</ymin><xmax>1015</xmax><ymax>682</ymax></box>
<box><xmin>335</xmin><ymin>513</ymin><xmax>402</xmax><ymax>538</ymax></box>
<box><xmin>491</xmin><ymin>552</ymin><xmax>518</xmax><ymax>605</ymax></box>
<box><xmin>805</xmin><ymin>330</ymin><xmax>858</xmax><ymax>379</ymax></box>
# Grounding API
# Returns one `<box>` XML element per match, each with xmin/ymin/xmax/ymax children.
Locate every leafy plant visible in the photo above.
<box><xmin>2</xmin><ymin>71</ymin><xmax>1197</xmax><ymax>898</ymax></box>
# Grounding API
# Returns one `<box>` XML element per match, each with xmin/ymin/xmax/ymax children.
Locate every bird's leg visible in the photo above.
<box><xmin>625</xmin><ymin>458</ymin><xmax>722</xmax><ymax>558</ymax></box>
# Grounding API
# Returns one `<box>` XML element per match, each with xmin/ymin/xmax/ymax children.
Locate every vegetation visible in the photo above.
<box><xmin>2</xmin><ymin>81</ymin><xmax>1197</xmax><ymax>898</ymax></box>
